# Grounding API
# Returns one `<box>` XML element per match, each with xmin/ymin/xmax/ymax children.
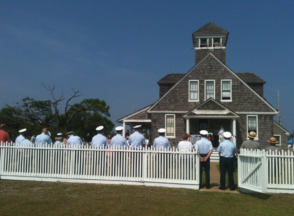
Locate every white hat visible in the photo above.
<box><xmin>133</xmin><ymin>125</ymin><xmax>142</xmax><ymax>129</ymax></box>
<box><xmin>19</xmin><ymin>128</ymin><xmax>27</xmax><ymax>133</ymax></box>
<box><xmin>66</xmin><ymin>131</ymin><xmax>73</xmax><ymax>135</ymax></box>
<box><xmin>115</xmin><ymin>126</ymin><xmax>123</xmax><ymax>131</ymax></box>
<box><xmin>48</xmin><ymin>131</ymin><xmax>51</xmax><ymax>137</ymax></box>
<box><xmin>96</xmin><ymin>126</ymin><xmax>104</xmax><ymax>131</ymax></box>
<box><xmin>158</xmin><ymin>128</ymin><xmax>166</xmax><ymax>133</ymax></box>
<box><xmin>223</xmin><ymin>132</ymin><xmax>232</xmax><ymax>138</ymax></box>
<box><xmin>200</xmin><ymin>130</ymin><xmax>208</xmax><ymax>136</ymax></box>
<box><xmin>57</xmin><ymin>133</ymin><xmax>63</xmax><ymax>136</ymax></box>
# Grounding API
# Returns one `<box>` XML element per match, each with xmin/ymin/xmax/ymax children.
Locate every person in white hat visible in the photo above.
<box><xmin>35</xmin><ymin>128</ymin><xmax>52</xmax><ymax>146</ymax></box>
<box><xmin>153</xmin><ymin>128</ymin><xmax>171</xmax><ymax>150</ymax></box>
<box><xmin>66</xmin><ymin>131</ymin><xmax>83</xmax><ymax>147</ymax></box>
<box><xmin>15</xmin><ymin>128</ymin><xmax>27</xmax><ymax>144</ymax></box>
<box><xmin>53</xmin><ymin>133</ymin><xmax>65</xmax><ymax>148</ymax></box>
<box><xmin>239</xmin><ymin>131</ymin><xmax>260</xmax><ymax>151</ymax></box>
<box><xmin>217</xmin><ymin>131</ymin><xmax>237</xmax><ymax>191</ymax></box>
<box><xmin>66</xmin><ymin>131</ymin><xmax>83</xmax><ymax>175</ymax></box>
<box><xmin>195</xmin><ymin>130</ymin><xmax>213</xmax><ymax>189</ymax></box>
<box><xmin>128</xmin><ymin>125</ymin><xmax>146</xmax><ymax>149</ymax></box>
<box><xmin>91</xmin><ymin>126</ymin><xmax>108</xmax><ymax>148</ymax></box>
<box><xmin>110</xmin><ymin>126</ymin><xmax>128</xmax><ymax>149</ymax></box>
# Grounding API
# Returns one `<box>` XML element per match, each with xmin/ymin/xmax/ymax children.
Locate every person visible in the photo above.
<box><xmin>35</xmin><ymin>128</ymin><xmax>53</xmax><ymax>146</ymax></box>
<box><xmin>53</xmin><ymin>133</ymin><xmax>65</xmax><ymax>148</ymax></box>
<box><xmin>110</xmin><ymin>126</ymin><xmax>129</xmax><ymax>176</ymax></box>
<box><xmin>107</xmin><ymin>135</ymin><xmax>112</xmax><ymax>145</ymax></box>
<box><xmin>125</xmin><ymin>136</ymin><xmax>129</xmax><ymax>145</ymax></box>
<box><xmin>195</xmin><ymin>130</ymin><xmax>213</xmax><ymax>189</ymax></box>
<box><xmin>217</xmin><ymin>131</ymin><xmax>237</xmax><ymax>191</ymax></box>
<box><xmin>266</xmin><ymin>137</ymin><xmax>282</xmax><ymax>183</ymax></box>
<box><xmin>239</xmin><ymin>131</ymin><xmax>260</xmax><ymax>151</ymax></box>
<box><xmin>218</xmin><ymin>125</ymin><xmax>224</xmax><ymax>144</ymax></box>
<box><xmin>17</xmin><ymin>132</ymin><xmax>33</xmax><ymax>173</ymax></box>
<box><xmin>91</xmin><ymin>126</ymin><xmax>108</xmax><ymax>148</ymax></box>
<box><xmin>0</xmin><ymin>124</ymin><xmax>11</xmax><ymax>145</ymax></box>
<box><xmin>125</xmin><ymin>129</ymin><xmax>130</xmax><ymax>137</ymax></box>
<box><xmin>83</xmin><ymin>133</ymin><xmax>91</xmax><ymax>145</ymax></box>
<box><xmin>265</xmin><ymin>137</ymin><xmax>281</xmax><ymax>153</ymax></box>
<box><xmin>66</xmin><ymin>131</ymin><xmax>83</xmax><ymax>175</ymax></box>
<box><xmin>142</xmin><ymin>133</ymin><xmax>149</xmax><ymax>147</ymax></box>
<box><xmin>177</xmin><ymin>133</ymin><xmax>193</xmax><ymax>180</ymax></box>
<box><xmin>153</xmin><ymin>128</ymin><xmax>171</xmax><ymax>178</ymax></box>
<box><xmin>30</xmin><ymin>134</ymin><xmax>36</xmax><ymax>144</ymax></box>
<box><xmin>128</xmin><ymin>125</ymin><xmax>146</xmax><ymax>177</ymax></box>
<box><xmin>15</xmin><ymin>128</ymin><xmax>27</xmax><ymax>144</ymax></box>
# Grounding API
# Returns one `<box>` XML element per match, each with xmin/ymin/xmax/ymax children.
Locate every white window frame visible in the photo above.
<box><xmin>165</xmin><ymin>114</ymin><xmax>176</xmax><ymax>138</ymax></box>
<box><xmin>204</xmin><ymin>80</ymin><xmax>215</xmax><ymax>100</ymax></box>
<box><xmin>246</xmin><ymin>115</ymin><xmax>259</xmax><ymax>141</ymax></box>
<box><xmin>274</xmin><ymin>134</ymin><xmax>282</xmax><ymax>146</ymax></box>
<box><xmin>199</xmin><ymin>38</ymin><xmax>208</xmax><ymax>49</ymax></box>
<box><xmin>220</xmin><ymin>79</ymin><xmax>232</xmax><ymax>102</ymax></box>
<box><xmin>188</xmin><ymin>80</ymin><xmax>199</xmax><ymax>102</ymax></box>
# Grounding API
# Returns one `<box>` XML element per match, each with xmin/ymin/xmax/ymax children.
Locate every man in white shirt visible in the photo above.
<box><xmin>66</xmin><ymin>131</ymin><xmax>83</xmax><ymax>175</ymax></box>
<box><xmin>177</xmin><ymin>133</ymin><xmax>193</xmax><ymax>180</ymax></box>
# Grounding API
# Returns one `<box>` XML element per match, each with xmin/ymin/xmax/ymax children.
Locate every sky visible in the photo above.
<box><xmin>0</xmin><ymin>0</ymin><xmax>294</xmax><ymax>132</ymax></box>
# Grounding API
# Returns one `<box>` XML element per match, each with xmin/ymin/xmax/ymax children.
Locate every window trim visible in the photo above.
<box><xmin>274</xmin><ymin>134</ymin><xmax>282</xmax><ymax>146</ymax></box>
<box><xmin>246</xmin><ymin>115</ymin><xmax>259</xmax><ymax>141</ymax></box>
<box><xmin>220</xmin><ymin>79</ymin><xmax>232</xmax><ymax>102</ymax></box>
<box><xmin>165</xmin><ymin>114</ymin><xmax>176</xmax><ymax>138</ymax></box>
<box><xmin>188</xmin><ymin>80</ymin><xmax>199</xmax><ymax>102</ymax></box>
<box><xmin>204</xmin><ymin>80</ymin><xmax>215</xmax><ymax>100</ymax></box>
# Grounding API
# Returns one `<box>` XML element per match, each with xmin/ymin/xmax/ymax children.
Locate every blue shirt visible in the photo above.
<box><xmin>16</xmin><ymin>138</ymin><xmax>32</xmax><ymax>147</ymax></box>
<box><xmin>195</xmin><ymin>138</ymin><xmax>213</xmax><ymax>154</ymax></box>
<box><xmin>67</xmin><ymin>135</ymin><xmax>83</xmax><ymax>147</ymax></box>
<box><xmin>91</xmin><ymin>133</ymin><xmax>108</xmax><ymax>148</ymax></box>
<box><xmin>128</xmin><ymin>131</ymin><xmax>146</xmax><ymax>149</ymax></box>
<box><xmin>153</xmin><ymin>136</ymin><xmax>171</xmax><ymax>150</ymax></box>
<box><xmin>53</xmin><ymin>140</ymin><xmax>65</xmax><ymax>148</ymax></box>
<box><xmin>35</xmin><ymin>133</ymin><xmax>52</xmax><ymax>146</ymax></box>
<box><xmin>217</xmin><ymin>140</ymin><xmax>237</xmax><ymax>158</ymax></box>
<box><xmin>110</xmin><ymin>134</ymin><xmax>128</xmax><ymax>148</ymax></box>
<box><xmin>15</xmin><ymin>134</ymin><xmax>25</xmax><ymax>144</ymax></box>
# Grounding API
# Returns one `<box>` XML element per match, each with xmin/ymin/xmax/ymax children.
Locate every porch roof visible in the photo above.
<box><xmin>183</xmin><ymin>98</ymin><xmax>239</xmax><ymax>119</ymax></box>
<box><xmin>117</xmin><ymin>105</ymin><xmax>152</xmax><ymax>123</ymax></box>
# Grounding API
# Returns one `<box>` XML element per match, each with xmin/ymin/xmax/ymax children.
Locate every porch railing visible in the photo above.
<box><xmin>0</xmin><ymin>143</ymin><xmax>200</xmax><ymax>190</ymax></box>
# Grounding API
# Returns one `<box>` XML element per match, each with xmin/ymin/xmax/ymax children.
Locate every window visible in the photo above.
<box><xmin>213</xmin><ymin>38</ymin><xmax>220</xmax><ymax>47</ymax></box>
<box><xmin>221</xmin><ymin>80</ymin><xmax>232</xmax><ymax>101</ymax></box>
<box><xmin>165</xmin><ymin>114</ymin><xmax>175</xmax><ymax>137</ymax></box>
<box><xmin>200</xmin><ymin>38</ymin><xmax>207</xmax><ymax>47</ymax></box>
<box><xmin>205</xmin><ymin>80</ymin><xmax>215</xmax><ymax>100</ymax></box>
<box><xmin>247</xmin><ymin>115</ymin><xmax>258</xmax><ymax>140</ymax></box>
<box><xmin>274</xmin><ymin>135</ymin><xmax>281</xmax><ymax>146</ymax></box>
<box><xmin>189</xmin><ymin>80</ymin><xmax>199</xmax><ymax>101</ymax></box>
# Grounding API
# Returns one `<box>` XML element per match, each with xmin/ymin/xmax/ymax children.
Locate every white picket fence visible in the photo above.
<box><xmin>238</xmin><ymin>148</ymin><xmax>294</xmax><ymax>194</ymax></box>
<box><xmin>0</xmin><ymin>143</ymin><xmax>200</xmax><ymax>190</ymax></box>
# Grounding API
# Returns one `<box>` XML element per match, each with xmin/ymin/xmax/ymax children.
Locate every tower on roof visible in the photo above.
<box><xmin>192</xmin><ymin>22</ymin><xmax>229</xmax><ymax>65</ymax></box>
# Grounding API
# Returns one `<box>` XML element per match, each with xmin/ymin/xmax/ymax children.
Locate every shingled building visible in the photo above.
<box><xmin>118</xmin><ymin>23</ymin><xmax>290</xmax><ymax>149</ymax></box>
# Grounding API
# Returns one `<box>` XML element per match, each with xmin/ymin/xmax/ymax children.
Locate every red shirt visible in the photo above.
<box><xmin>0</xmin><ymin>129</ymin><xmax>11</xmax><ymax>145</ymax></box>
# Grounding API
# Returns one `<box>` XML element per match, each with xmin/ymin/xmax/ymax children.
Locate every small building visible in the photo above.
<box><xmin>118</xmin><ymin>22</ymin><xmax>290</xmax><ymax>149</ymax></box>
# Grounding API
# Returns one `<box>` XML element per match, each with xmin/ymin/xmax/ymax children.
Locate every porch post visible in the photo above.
<box><xmin>186</xmin><ymin>118</ymin><xmax>190</xmax><ymax>134</ymax></box>
<box><xmin>123</xmin><ymin>121</ymin><xmax>126</xmax><ymax>137</ymax></box>
<box><xmin>232</xmin><ymin>119</ymin><xmax>236</xmax><ymax>145</ymax></box>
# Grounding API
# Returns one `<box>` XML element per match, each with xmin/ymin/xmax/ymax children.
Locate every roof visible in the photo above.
<box><xmin>117</xmin><ymin>105</ymin><xmax>152</xmax><ymax>123</ymax></box>
<box><xmin>273</xmin><ymin>121</ymin><xmax>290</xmax><ymax>134</ymax></box>
<box><xmin>236</xmin><ymin>73</ymin><xmax>266</xmax><ymax>84</ymax></box>
<box><xmin>192</xmin><ymin>22</ymin><xmax>229</xmax><ymax>36</ymax></box>
<box><xmin>157</xmin><ymin>73</ymin><xmax>185</xmax><ymax>85</ymax></box>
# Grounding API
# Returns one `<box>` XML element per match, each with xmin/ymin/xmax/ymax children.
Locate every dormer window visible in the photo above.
<box><xmin>213</xmin><ymin>38</ymin><xmax>221</xmax><ymax>47</ymax></box>
<box><xmin>200</xmin><ymin>38</ymin><xmax>207</xmax><ymax>47</ymax></box>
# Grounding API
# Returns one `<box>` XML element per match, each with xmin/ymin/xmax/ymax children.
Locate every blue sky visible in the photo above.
<box><xmin>0</xmin><ymin>0</ymin><xmax>294</xmax><ymax>132</ymax></box>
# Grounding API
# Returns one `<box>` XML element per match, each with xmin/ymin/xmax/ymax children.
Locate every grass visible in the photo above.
<box><xmin>0</xmin><ymin>180</ymin><xmax>293</xmax><ymax>216</ymax></box>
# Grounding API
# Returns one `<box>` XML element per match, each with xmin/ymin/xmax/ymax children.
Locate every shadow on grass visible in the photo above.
<box><xmin>241</xmin><ymin>192</ymin><xmax>271</xmax><ymax>200</ymax></box>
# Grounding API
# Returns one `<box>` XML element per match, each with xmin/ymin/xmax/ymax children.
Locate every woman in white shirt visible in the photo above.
<box><xmin>177</xmin><ymin>133</ymin><xmax>193</xmax><ymax>179</ymax></box>
<box><xmin>177</xmin><ymin>133</ymin><xmax>193</xmax><ymax>151</ymax></box>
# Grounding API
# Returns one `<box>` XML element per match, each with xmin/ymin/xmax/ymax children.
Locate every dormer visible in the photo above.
<box><xmin>192</xmin><ymin>22</ymin><xmax>229</xmax><ymax>64</ymax></box>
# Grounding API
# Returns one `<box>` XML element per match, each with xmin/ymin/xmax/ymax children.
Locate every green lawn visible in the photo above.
<box><xmin>0</xmin><ymin>180</ymin><xmax>293</xmax><ymax>216</ymax></box>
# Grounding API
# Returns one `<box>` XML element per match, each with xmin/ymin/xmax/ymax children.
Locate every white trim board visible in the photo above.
<box><xmin>273</xmin><ymin>121</ymin><xmax>290</xmax><ymax>134</ymax></box>
<box><xmin>148</xmin><ymin>53</ymin><xmax>278</xmax><ymax>114</ymax></box>
<box><xmin>236</xmin><ymin>112</ymin><xmax>277</xmax><ymax>115</ymax></box>
<box><xmin>118</xmin><ymin>106</ymin><xmax>151</xmax><ymax>122</ymax></box>
<box><xmin>123</xmin><ymin>120</ymin><xmax>151</xmax><ymax>123</ymax></box>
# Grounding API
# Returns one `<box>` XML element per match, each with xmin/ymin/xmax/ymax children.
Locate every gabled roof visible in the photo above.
<box><xmin>236</xmin><ymin>73</ymin><xmax>266</xmax><ymax>84</ymax></box>
<box><xmin>157</xmin><ymin>73</ymin><xmax>185</xmax><ymax>85</ymax></box>
<box><xmin>183</xmin><ymin>98</ymin><xmax>239</xmax><ymax>118</ymax></box>
<box><xmin>193</xmin><ymin>22</ymin><xmax>229</xmax><ymax>36</ymax></box>
<box><xmin>117</xmin><ymin>105</ymin><xmax>152</xmax><ymax>123</ymax></box>
<box><xmin>148</xmin><ymin>52</ymin><xmax>278</xmax><ymax>113</ymax></box>
<box><xmin>273</xmin><ymin>121</ymin><xmax>290</xmax><ymax>134</ymax></box>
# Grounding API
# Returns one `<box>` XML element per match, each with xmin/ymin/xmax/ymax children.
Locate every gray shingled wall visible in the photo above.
<box><xmin>273</xmin><ymin>123</ymin><xmax>289</xmax><ymax>150</ymax></box>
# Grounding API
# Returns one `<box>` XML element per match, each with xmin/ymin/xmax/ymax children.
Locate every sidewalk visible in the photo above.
<box><xmin>200</xmin><ymin>162</ymin><xmax>239</xmax><ymax>193</ymax></box>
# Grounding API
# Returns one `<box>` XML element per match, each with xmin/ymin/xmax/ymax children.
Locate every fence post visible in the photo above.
<box><xmin>0</xmin><ymin>145</ymin><xmax>4</xmax><ymax>177</ymax></box>
<box><xmin>70</xmin><ymin>147</ymin><xmax>75</xmax><ymax>176</ymax></box>
<box><xmin>142</xmin><ymin>148</ymin><xmax>147</xmax><ymax>182</ymax></box>
<box><xmin>196</xmin><ymin>152</ymin><xmax>200</xmax><ymax>188</ymax></box>
<box><xmin>261</xmin><ymin>150</ymin><xmax>267</xmax><ymax>193</ymax></box>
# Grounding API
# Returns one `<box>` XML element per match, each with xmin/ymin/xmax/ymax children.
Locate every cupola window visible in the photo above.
<box><xmin>213</xmin><ymin>38</ymin><xmax>221</xmax><ymax>47</ymax></box>
<box><xmin>200</xmin><ymin>38</ymin><xmax>208</xmax><ymax>47</ymax></box>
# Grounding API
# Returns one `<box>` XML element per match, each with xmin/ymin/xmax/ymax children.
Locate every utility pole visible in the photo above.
<box><xmin>133</xmin><ymin>105</ymin><xmax>135</xmax><ymax>113</ymax></box>
<box><xmin>278</xmin><ymin>90</ymin><xmax>281</xmax><ymax>125</ymax></box>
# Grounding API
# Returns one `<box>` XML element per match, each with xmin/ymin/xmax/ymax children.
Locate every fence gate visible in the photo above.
<box><xmin>238</xmin><ymin>149</ymin><xmax>267</xmax><ymax>193</ymax></box>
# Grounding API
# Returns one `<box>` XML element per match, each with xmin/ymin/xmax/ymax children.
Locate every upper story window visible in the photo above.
<box><xmin>200</xmin><ymin>38</ymin><xmax>208</xmax><ymax>47</ymax></box>
<box><xmin>205</xmin><ymin>80</ymin><xmax>215</xmax><ymax>100</ymax></box>
<box><xmin>274</xmin><ymin>135</ymin><xmax>281</xmax><ymax>146</ymax></box>
<box><xmin>213</xmin><ymin>38</ymin><xmax>221</xmax><ymax>47</ymax></box>
<box><xmin>165</xmin><ymin>114</ymin><xmax>175</xmax><ymax>138</ymax></box>
<box><xmin>189</xmin><ymin>80</ymin><xmax>199</xmax><ymax>102</ymax></box>
<box><xmin>247</xmin><ymin>115</ymin><xmax>258</xmax><ymax>140</ymax></box>
<box><xmin>221</xmin><ymin>80</ymin><xmax>232</xmax><ymax>101</ymax></box>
